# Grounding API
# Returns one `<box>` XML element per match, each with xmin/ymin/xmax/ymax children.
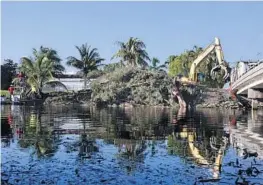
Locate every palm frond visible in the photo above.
<box><xmin>66</xmin><ymin>56</ymin><xmax>83</xmax><ymax>69</ymax></box>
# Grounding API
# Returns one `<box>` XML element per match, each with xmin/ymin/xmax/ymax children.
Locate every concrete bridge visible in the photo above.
<box><xmin>231</xmin><ymin>61</ymin><xmax>263</xmax><ymax>109</ymax></box>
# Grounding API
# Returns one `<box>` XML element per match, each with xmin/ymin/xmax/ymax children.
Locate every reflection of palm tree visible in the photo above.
<box><xmin>78</xmin><ymin>133</ymin><xmax>98</xmax><ymax>159</ymax></box>
<box><xmin>115</xmin><ymin>139</ymin><xmax>146</xmax><ymax>160</ymax></box>
<box><xmin>18</xmin><ymin>110</ymin><xmax>57</xmax><ymax>158</ymax></box>
<box><xmin>78</xmin><ymin>122</ymin><xmax>99</xmax><ymax>159</ymax></box>
<box><xmin>151</xmin><ymin>140</ymin><xmax>157</xmax><ymax>156</ymax></box>
<box><xmin>115</xmin><ymin>139</ymin><xmax>147</xmax><ymax>174</ymax></box>
<box><xmin>167</xmin><ymin>134</ymin><xmax>188</xmax><ymax>156</ymax></box>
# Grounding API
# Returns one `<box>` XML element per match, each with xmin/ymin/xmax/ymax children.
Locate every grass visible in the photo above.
<box><xmin>0</xmin><ymin>90</ymin><xmax>10</xmax><ymax>97</ymax></box>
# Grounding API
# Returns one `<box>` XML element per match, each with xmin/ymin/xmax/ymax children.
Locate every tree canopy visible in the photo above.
<box><xmin>18</xmin><ymin>46</ymin><xmax>66</xmax><ymax>96</ymax></box>
<box><xmin>149</xmin><ymin>57</ymin><xmax>166</xmax><ymax>71</ymax></box>
<box><xmin>168</xmin><ymin>46</ymin><xmax>227</xmax><ymax>88</ymax></box>
<box><xmin>112</xmin><ymin>37</ymin><xmax>150</xmax><ymax>67</ymax></box>
<box><xmin>2</xmin><ymin>39</ymin><xmax>230</xmax><ymax>93</ymax></box>
<box><xmin>1</xmin><ymin>59</ymin><xmax>18</xmax><ymax>90</ymax></box>
<box><xmin>66</xmin><ymin>43</ymin><xmax>105</xmax><ymax>89</ymax></box>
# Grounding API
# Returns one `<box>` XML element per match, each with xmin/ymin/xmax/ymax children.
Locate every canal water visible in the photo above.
<box><xmin>1</xmin><ymin>105</ymin><xmax>263</xmax><ymax>185</ymax></box>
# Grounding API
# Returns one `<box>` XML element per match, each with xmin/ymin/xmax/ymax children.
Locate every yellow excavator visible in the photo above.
<box><xmin>169</xmin><ymin>128</ymin><xmax>228</xmax><ymax>179</ymax></box>
<box><xmin>179</xmin><ymin>37</ymin><xmax>231</xmax><ymax>85</ymax></box>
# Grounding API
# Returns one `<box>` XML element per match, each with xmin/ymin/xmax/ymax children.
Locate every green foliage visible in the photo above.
<box><xmin>91</xmin><ymin>67</ymin><xmax>174</xmax><ymax>106</ymax></box>
<box><xmin>103</xmin><ymin>62</ymin><xmax>124</xmax><ymax>73</ymax></box>
<box><xmin>168</xmin><ymin>46</ymin><xmax>227</xmax><ymax>88</ymax></box>
<box><xmin>19</xmin><ymin>46</ymin><xmax>65</xmax><ymax>95</ymax></box>
<box><xmin>35</xmin><ymin>46</ymin><xmax>65</xmax><ymax>75</ymax></box>
<box><xmin>168</xmin><ymin>49</ymin><xmax>197</xmax><ymax>77</ymax></box>
<box><xmin>66</xmin><ymin>44</ymin><xmax>105</xmax><ymax>74</ymax></box>
<box><xmin>66</xmin><ymin>43</ymin><xmax>105</xmax><ymax>89</ymax></box>
<box><xmin>167</xmin><ymin>135</ymin><xmax>187</xmax><ymax>156</ymax></box>
<box><xmin>168</xmin><ymin>54</ymin><xmax>187</xmax><ymax>77</ymax></box>
<box><xmin>197</xmin><ymin>55</ymin><xmax>226</xmax><ymax>88</ymax></box>
<box><xmin>0</xmin><ymin>90</ymin><xmax>10</xmax><ymax>97</ymax></box>
<box><xmin>1</xmin><ymin>59</ymin><xmax>18</xmax><ymax>90</ymax></box>
<box><xmin>165</xmin><ymin>55</ymin><xmax>177</xmax><ymax>67</ymax></box>
<box><xmin>149</xmin><ymin>57</ymin><xmax>166</xmax><ymax>71</ymax></box>
<box><xmin>111</xmin><ymin>37</ymin><xmax>150</xmax><ymax>67</ymax></box>
<box><xmin>86</xmin><ymin>70</ymin><xmax>105</xmax><ymax>79</ymax></box>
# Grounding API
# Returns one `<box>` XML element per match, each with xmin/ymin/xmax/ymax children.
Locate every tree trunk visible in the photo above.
<box><xmin>84</xmin><ymin>74</ymin><xmax>87</xmax><ymax>90</ymax></box>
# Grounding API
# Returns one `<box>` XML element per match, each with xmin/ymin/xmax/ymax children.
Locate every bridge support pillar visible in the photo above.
<box><xmin>248</xmin><ymin>88</ymin><xmax>263</xmax><ymax>110</ymax></box>
<box><xmin>251</xmin><ymin>99</ymin><xmax>259</xmax><ymax>110</ymax></box>
<box><xmin>248</xmin><ymin>88</ymin><xmax>263</xmax><ymax>99</ymax></box>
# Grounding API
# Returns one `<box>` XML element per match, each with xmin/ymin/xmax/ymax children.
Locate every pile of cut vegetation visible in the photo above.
<box><xmin>90</xmin><ymin>67</ymin><xmax>200</xmax><ymax>107</ymax></box>
<box><xmin>44</xmin><ymin>90</ymin><xmax>92</xmax><ymax>105</ymax></box>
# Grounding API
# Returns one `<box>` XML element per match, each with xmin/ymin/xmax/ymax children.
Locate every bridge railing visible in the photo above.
<box><xmin>231</xmin><ymin>61</ymin><xmax>263</xmax><ymax>90</ymax></box>
<box><xmin>231</xmin><ymin>60</ymin><xmax>263</xmax><ymax>85</ymax></box>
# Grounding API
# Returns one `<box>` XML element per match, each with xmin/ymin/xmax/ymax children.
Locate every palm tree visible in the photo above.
<box><xmin>18</xmin><ymin>46</ymin><xmax>66</xmax><ymax>97</ymax></box>
<box><xmin>149</xmin><ymin>57</ymin><xmax>166</xmax><ymax>71</ymax></box>
<box><xmin>36</xmin><ymin>46</ymin><xmax>65</xmax><ymax>75</ymax></box>
<box><xmin>165</xmin><ymin>55</ymin><xmax>177</xmax><ymax>68</ymax></box>
<box><xmin>111</xmin><ymin>37</ymin><xmax>150</xmax><ymax>67</ymax></box>
<box><xmin>66</xmin><ymin>43</ymin><xmax>105</xmax><ymax>90</ymax></box>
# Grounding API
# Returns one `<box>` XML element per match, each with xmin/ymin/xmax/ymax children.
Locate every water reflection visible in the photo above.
<box><xmin>1</xmin><ymin>105</ymin><xmax>263</xmax><ymax>184</ymax></box>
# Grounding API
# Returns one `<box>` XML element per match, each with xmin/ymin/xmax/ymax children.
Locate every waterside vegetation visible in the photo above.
<box><xmin>1</xmin><ymin>37</ymin><xmax>240</xmax><ymax>108</ymax></box>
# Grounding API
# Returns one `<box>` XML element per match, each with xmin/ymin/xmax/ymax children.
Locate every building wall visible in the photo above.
<box><xmin>43</xmin><ymin>78</ymin><xmax>93</xmax><ymax>92</ymax></box>
<box><xmin>56</xmin><ymin>78</ymin><xmax>85</xmax><ymax>91</ymax></box>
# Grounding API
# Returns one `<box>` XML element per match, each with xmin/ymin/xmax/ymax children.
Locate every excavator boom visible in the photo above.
<box><xmin>211</xmin><ymin>38</ymin><xmax>231</xmax><ymax>82</ymax></box>
<box><xmin>189</xmin><ymin>41</ymin><xmax>217</xmax><ymax>81</ymax></box>
<box><xmin>181</xmin><ymin>37</ymin><xmax>231</xmax><ymax>85</ymax></box>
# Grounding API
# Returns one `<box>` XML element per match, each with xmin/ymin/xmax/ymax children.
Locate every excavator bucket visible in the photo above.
<box><xmin>211</xmin><ymin>64</ymin><xmax>231</xmax><ymax>82</ymax></box>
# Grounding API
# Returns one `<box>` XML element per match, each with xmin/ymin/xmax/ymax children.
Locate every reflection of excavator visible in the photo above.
<box><xmin>179</xmin><ymin>37</ymin><xmax>231</xmax><ymax>85</ymax></box>
<box><xmin>168</xmin><ymin>128</ymin><xmax>228</xmax><ymax>179</ymax></box>
<box><xmin>188</xmin><ymin>133</ymin><xmax>228</xmax><ymax>178</ymax></box>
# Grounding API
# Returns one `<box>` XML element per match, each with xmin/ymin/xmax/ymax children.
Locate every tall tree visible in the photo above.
<box><xmin>149</xmin><ymin>57</ymin><xmax>166</xmax><ymax>71</ymax></box>
<box><xmin>1</xmin><ymin>59</ymin><xmax>18</xmax><ymax>90</ymax></box>
<box><xmin>168</xmin><ymin>46</ymin><xmax>227</xmax><ymax>88</ymax></box>
<box><xmin>165</xmin><ymin>55</ymin><xmax>177</xmax><ymax>68</ymax></box>
<box><xmin>111</xmin><ymin>37</ymin><xmax>150</xmax><ymax>67</ymax></box>
<box><xmin>66</xmin><ymin>43</ymin><xmax>105</xmax><ymax>90</ymax></box>
<box><xmin>168</xmin><ymin>51</ymin><xmax>193</xmax><ymax>77</ymax></box>
<box><xmin>36</xmin><ymin>46</ymin><xmax>65</xmax><ymax>75</ymax></box>
<box><xmin>18</xmin><ymin>46</ymin><xmax>66</xmax><ymax>96</ymax></box>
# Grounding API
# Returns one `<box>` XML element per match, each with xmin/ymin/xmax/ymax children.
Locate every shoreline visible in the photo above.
<box><xmin>2</xmin><ymin>89</ymin><xmax>262</xmax><ymax>110</ymax></box>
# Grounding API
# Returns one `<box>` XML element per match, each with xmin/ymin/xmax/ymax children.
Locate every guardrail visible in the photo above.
<box><xmin>232</xmin><ymin>62</ymin><xmax>263</xmax><ymax>90</ymax></box>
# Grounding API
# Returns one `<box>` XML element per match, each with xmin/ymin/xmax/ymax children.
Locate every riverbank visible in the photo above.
<box><xmin>43</xmin><ymin>88</ymin><xmax>253</xmax><ymax>109</ymax></box>
<box><xmin>42</xmin><ymin>67</ymin><xmax>258</xmax><ymax>109</ymax></box>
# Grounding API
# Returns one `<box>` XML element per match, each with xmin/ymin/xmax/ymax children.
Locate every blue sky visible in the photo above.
<box><xmin>2</xmin><ymin>1</ymin><xmax>263</xmax><ymax>72</ymax></box>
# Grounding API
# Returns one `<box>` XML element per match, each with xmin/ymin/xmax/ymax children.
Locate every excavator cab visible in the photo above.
<box><xmin>197</xmin><ymin>73</ymin><xmax>205</xmax><ymax>82</ymax></box>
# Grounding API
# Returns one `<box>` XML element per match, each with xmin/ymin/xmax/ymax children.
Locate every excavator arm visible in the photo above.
<box><xmin>188</xmin><ymin>37</ymin><xmax>231</xmax><ymax>83</ymax></box>
<box><xmin>189</xmin><ymin>42</ymin><xmax>216</xmax><ymax>81</ymax></box>
<box><xmin>211</xmin><ymin>38</ymin><xmax>231</xmax><ymax>82</ymax></box>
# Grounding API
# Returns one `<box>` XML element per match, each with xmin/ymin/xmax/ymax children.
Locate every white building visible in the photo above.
<box><xmin>42</xmin><ymin>73</ymin><xmax>95</xmax><ymax>92</ymax></box>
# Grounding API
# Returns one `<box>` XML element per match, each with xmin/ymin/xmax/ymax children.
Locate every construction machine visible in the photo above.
<box><xmin>178</xmin><ymin>37</ymin><xmax>231</xmax><ymax>85</ymax></box>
